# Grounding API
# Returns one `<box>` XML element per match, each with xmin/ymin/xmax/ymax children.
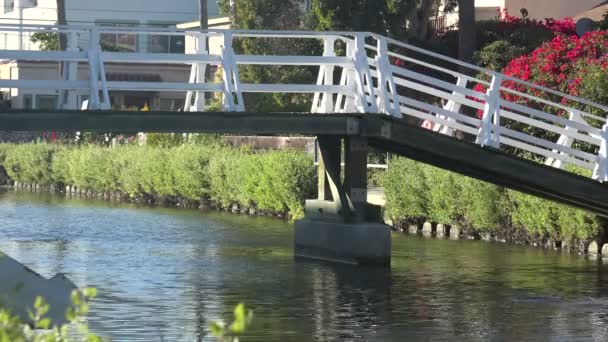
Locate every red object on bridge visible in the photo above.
<box><xmin>421</xmin><ymin>120</ymin><xmax>434</xmax><ymax>130</ymax></box>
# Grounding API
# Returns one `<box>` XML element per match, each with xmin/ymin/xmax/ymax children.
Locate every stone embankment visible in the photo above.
<box><xmin>8</xmin><ymin>180</ymin><xmax>291</xmax><ymax>219</ymax></box>
<box><xmin>389</xmin><ymin>219</ymin><xmax>608</xmax><ymax>259</ymax></box>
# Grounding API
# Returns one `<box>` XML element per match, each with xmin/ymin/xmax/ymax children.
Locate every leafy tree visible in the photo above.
<box><xmin>218</xmin><ymin>0</ymin><xmax>320</xmax><ymax>112</ymax></box>
<box><xmin>30</xmin><ymin>32</ymin><xmax>59</xmax><ymax>51</ymax></box>
<box><xmin>29</xmin><ymin>0</ymin><xmax>65</xmax><ymax>56</ymax></box>
<box><xmin>311</xmin><ymin>0</ymin><xmax>441</xmax><ymax>41</ymax></box>
<box><xmin>0</xmin><ymin>288</ymin><xmax>102</xmax><ymax>341</ymax></box>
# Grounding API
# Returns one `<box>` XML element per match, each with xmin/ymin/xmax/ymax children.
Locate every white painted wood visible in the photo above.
<box><xmin>352</xmin><ymin>33</ymin><xmax>378</xmax><ymax>113</ymax></box>
<box><xmin>1</xmin><ymin>23</ymin><xmax>607</xmax><ymax>181</ymax></box>
<box><xmin>434</xmin><ymin>77</ymin><xmax>467</xmax><ymax>135</ymax></box>
<box><xmin>593</xmin><ymin>124</ymin><xmax>608</xmax><ymax>182</ymax></box>
<box><xmin>501</xmin><ymin>109</ymin><xmax>600</xmax><ymax>146</ymax></box>
<box><xmin>391</xmin><ymin>66</ymin><xmax>488</xmax><ymax>102</ymax></box>
<box><xmin>499</xmin><ymin>126</ymin><xmax>598</xmax><ymax>162</ymax></box>
<box><xmin>396</xmin><ymin>95</ymin><xmax>482</xmax><ymax>127</ymax></box>
<box><xmin>374</xmin><ymin>37</ymin><xmax>401</xmax><ymax>118</ymax></box>
<box><xmin>501</xmin><ymin>136</ymin><xmax>596</xmax><ymax>171</ymax></box>
<box><xmin>400</xmin><ymin>106</ymin><xmax>480</xmax><ymax>136</ymax></box>
<box><xmin>476</xmin><ymin>75</ymin><xmax>503</xmax><ymax>147</ymax></box>
<box><xmin>311</xmin><ymin>37</ymin><xmax>336</xmax><ymax>114</ymax></box>
<box><xmin>101</xmin><ymin>52</ymin><xmax>220</xmax><ymax>64</ymax></box>
<box><xmin>194</xmin><ymin>33</ymin><xmax>208</xmax><ymax>112</ymax></box>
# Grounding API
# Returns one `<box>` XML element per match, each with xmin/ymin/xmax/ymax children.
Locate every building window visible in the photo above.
<box><xmin>37</xmin><ymin>95</ymin><xmax>58</xmax><ymax>110</ymax></box>
<box><xmin>147</xmin><ymin>26</ymin><xmax>185</xmax><ymax>54</ymax></box>
<box><xmin>22</xmin><ymin>94</ymin><xmax>33</xmax><ymax>109</ymax></box>
<box><xmin>3</xmin><ymin>0</ymin><xmax>14</xmax><ymax>13</ymax></box>
<box><xmin>99</xmin><ymin>22</ymin><xmax>138</xmax><ymax>52</ymax></box>
<box><xmin>159</xmin><ymin>98</ymin><xmax>185</xmax><ymax>111</ymax></box>
<box><xmin>148</xmin><ymin>35</ymin><xmax>185</xmax><ymax>53</ymax></box>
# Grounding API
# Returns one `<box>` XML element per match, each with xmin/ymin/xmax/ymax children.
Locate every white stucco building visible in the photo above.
<box><xmin>433</xmin><ymin>0</ymin><xmax>606</xmax><ymax>34</ymax></box>
<box><xmin>474</xmin><ymin>0</ymin><xmax>606</xmax><ymax>21</ymax></box>
<box><xmin>0</xmin><ymin>0</ymin><xmax>220</xmax><ymax>110</ymax></box>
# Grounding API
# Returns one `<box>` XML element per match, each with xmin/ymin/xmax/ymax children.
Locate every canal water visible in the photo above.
<box><xmin>0</xmin><ymin>190</ymin><xmax>607</xmax><ymax>341</ymax></box>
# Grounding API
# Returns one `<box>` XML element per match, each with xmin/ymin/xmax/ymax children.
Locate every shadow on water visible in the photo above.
<box><xmin>1</xmin><ymin>190</ymin><xmax>608</xmax><ymax>340</ymax></box>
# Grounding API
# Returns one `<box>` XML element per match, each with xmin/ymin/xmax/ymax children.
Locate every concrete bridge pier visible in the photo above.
<box><xmin>294</xmin><ymin>136</ymin><xmax>391</xmax><ymax>266</ymax></box>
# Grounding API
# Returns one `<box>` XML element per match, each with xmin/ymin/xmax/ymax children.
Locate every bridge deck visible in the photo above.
<box><xmin>1</xmin><ymin>110</ymin><xmax>607</xmax><ymax>217</ymax></box>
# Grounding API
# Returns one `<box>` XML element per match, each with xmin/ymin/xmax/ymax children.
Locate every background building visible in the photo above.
<box><xmin>0</xmin><ymin>0</ymin><xmax>220</xmax><ymax>110</ymax></box>
<box><xmin>474</xmin><ymin>0</ymin><xmax>605</xmax><ymax>21</ymax></box>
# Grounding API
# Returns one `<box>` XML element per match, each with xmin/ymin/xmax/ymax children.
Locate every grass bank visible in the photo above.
<box><xmin>0</xmin><ymin>142</ymin><xmax>315</xmax><ymax>219</ymax></box>
<box><xmin>383</xmin><ymin>157</ymin><xmax>604</xmax><ymax>250</ymax></box>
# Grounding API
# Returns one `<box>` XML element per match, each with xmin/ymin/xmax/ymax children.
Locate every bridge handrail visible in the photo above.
<box><xmin>1</xmin><ymin>24</ymin><xmax>608</xmax><ymax>181</ymax></box>
<box><xmin>368</xmin><ymin>33</ymin><xmax>608</xmax><ymax>115</ymax></box>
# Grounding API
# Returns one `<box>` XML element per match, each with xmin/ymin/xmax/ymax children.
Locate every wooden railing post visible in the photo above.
<box><xmin>220</xmin><ymin>31</ymin><xmax>244</xmax><ymax>112</ymax></box>
<box><xmin>193</xmin><ymin>32</ymin><xmax>207</xmax><ymax>111</ymax></box>
<box><xmin>375</xmin><ymin>37</ymin><xmax>400</xmax><ymax>118</ymax></box>
<box><xmin>352</xmin><ymin>33</ymin><xmax>378</xmax><ymax>113</ymax></box>
<box><xmin>311</xmin><ymin>37</ymin><xmax>336</xmax><ymax>113</ymax></box>
<box><xmin>593</xmin><ymin>124</ymin><xmax>608</xmax><ymax>182</ymax></box>
<box><xmin>476</xmin><ymin>74</ymin><xmax>503</xmax><ymax>148</ymax></box>
<box><xmin>433</xmin><ymin>76</ymin><xmax>467</xmax><ymax>136</ymax></box>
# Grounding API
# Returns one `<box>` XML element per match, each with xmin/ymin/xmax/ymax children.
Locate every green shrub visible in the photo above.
<box><xmin>473</xmin><ymin>40</ymin><xmax>527</xmax><ymax>71</ymax></box>
<box><xmin>4</xmin><ymin>143</ymin><xmax>61</xmax><ymax>185</ymax></box>
<box><xmin>169</xmin><ymin>144</ymin><xmax>212</xmax><ymax>200</ymax></box>
<box><xmin>247</xmin><ymin>150</ymin><xmax>314</xmax><ymax>218</ymax></box>
<box><xmin>207</xmin><ymin>148</ymin><xmax>250</xmax><ymax>206</ymax></box>
<box><xmin>66</xmin><ymin>146</ymin><xmax>121</xmax><ymax>193</ymax></box>
<box><xmin>383</xmin><ymin>157</ymin><xmax>428</xmax><ymax>223</ymax></box>
<box><xmin>382</xmin><ymin>157</ymin><xmax>600</xmax><ymax>241</ymax></box>
<box><xmin>422</xmin><ymin>165</ymin><xmax>461</xmax><ymax>224</ymax></box>
<box><xmin>556</xmin><ymin>202</ymin><xmax>600</xmax><ymax>242</ymax></box>
<box><xmin>460</xmin><ymin>178</ymin><xmax>505</xmax><ymax>231</ymax></box>
<box><xmin>117</xmin><ymin>146</ymin><xmax>175</xmax><ymax>197</ymax></box>
<box><xmin>0</xmin><ymin>287</ymin><xmax>101</xmax><ymax>341</ymax></box>
<box><xmin>0</xmin><ymin>143</ymin><xmax>316</xmax><ymax>218</ymax></box>
<box><xmin>146</xmin><ymin>133</ymin><xmax>184</xmax><ymax>148</ymax></box>
<box><xmin>508</xmin><ymin>190</ymin><xmax>558</xmax><ymax>237</ymax></box>
<box><xmin>0</xmin><ymin>143</ymin><xmax>12</xmax><ymax>165</ymax></box>
<box><xmin>51</xmin><ymin>147</ymin><xmax>73</xmax><ymax>186</ymax></box>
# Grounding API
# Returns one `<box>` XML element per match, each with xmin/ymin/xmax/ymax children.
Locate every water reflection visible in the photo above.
<box><xmin>0</xmin><ymin>190</ymin><xmax>607</xmax><ymax>341</ymax></box>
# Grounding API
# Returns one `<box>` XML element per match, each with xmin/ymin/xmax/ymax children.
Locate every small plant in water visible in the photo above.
<box><xmin>209</xmin><ymin>303</ymin><xmax>253</xmax><ymax>342</ymax></box>
<box><xmin>0</xmin><ymin>287</ymin><xmax>103</xmax><ymax>342</ymax></box>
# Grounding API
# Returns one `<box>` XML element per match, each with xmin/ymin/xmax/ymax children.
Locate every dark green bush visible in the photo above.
<box><xmin>382</xmin><ymin>156</ymin><xmax>600</xmax><ymax>241</ymax></box>
<box><xmin>0</xmin><ymin>143</ymin><xmax>315</xmax><ymax>219</ymax></box>
<box><xmin>473</xmin><ymin>40</ymin><xmax>527</xmax><ymax>71</ymax></box>
<box><xmin>460</xmin><ymin>177</ymin><xmax>505</xmax><ymax>231</ymax></box>
<box><xmin>146</xmin><ymin>133</ymin><xmax>185</xmax><ymax>148</ymax></box>
<box><xmin>383</xmin><ymin>157</ymin><xmax>428</xmax><ymax>223</ymax></box>
<box><xmin>422</xmin><ymin>164</ymin><xmax>461</xmax><ymax>224</ymax></box>
<box><xmin>247</xmin><ymin>150</ymin><xmax>315</xmax><ymax>217</ymax></box>
<box><xmin>169</xmin><ymin>144</ymin><xmax>213</xmax><ymax>200</ymax></box>
<box><xmin>4</xmin><ymin>143</ymin><xmax>61</xmax><ymax>185</ymax></box>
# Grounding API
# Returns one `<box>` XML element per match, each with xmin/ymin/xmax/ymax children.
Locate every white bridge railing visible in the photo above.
<box><xmin>1</xmin><ymin>24</ymin><xmax>607</xmax><ymax>182</ymax></box>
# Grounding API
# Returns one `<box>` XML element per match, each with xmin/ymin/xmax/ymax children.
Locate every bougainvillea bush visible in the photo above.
<box><xmin>473</xmin><ymin>9</ymin><xmax>576</xmax><ymax>70</ymax></box>
<box><xmin>475</xmin><ymin>31</ymin><xmax>608</xmax><ymax>114</ymax></box>
<box><xmin>472</xmin><ymin>29</ymin><xmax>608</xmax><ymax>157</ymax></box>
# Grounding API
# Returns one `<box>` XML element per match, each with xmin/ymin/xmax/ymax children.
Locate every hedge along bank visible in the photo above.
<box><xmin>383</xmin><ymin>157</ymin><xmax>604</xmax><ymax>253</ymax></box>
<box><xmin>0</xmin><ymin>143</ymin><xmax>315</xmax><ymax>220</ymax></box>
<box><xmin>0</xmin><ymin>142</ymin><xmax>603</xmax><ymax>251</ymax></box>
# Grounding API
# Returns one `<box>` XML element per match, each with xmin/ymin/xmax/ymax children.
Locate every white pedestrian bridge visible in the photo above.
<box><xmin>1</xmin><ymin>24</ymin><xmax>608</xmax><ymax>220</ymax></box>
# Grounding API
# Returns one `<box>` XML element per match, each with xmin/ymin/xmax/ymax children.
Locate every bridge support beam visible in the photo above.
<box><xmin>295</xmin><ymin>136</ymin><xmax>391</xmax><ymax>266</ymax></box>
